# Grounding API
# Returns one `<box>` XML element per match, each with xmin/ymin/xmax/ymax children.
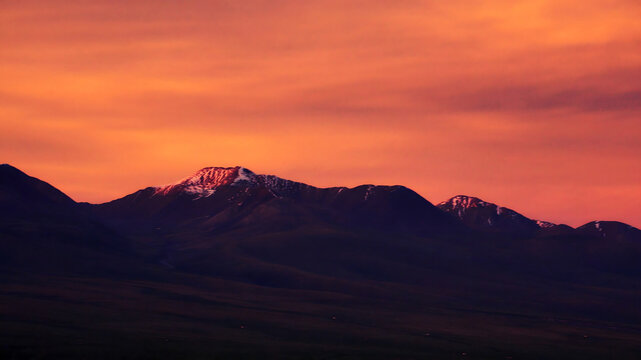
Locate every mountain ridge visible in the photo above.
<box><xmin>2</xmin><ymin>163</ymin><xmax>641</xmax><ymax>359</ymax></box>
<box><xmin>92</xmin><ymin>165</ymin><xmax>461</xmax><ymax>239</ymax></box>
<box><xmin>2</xmin><ymin>163</ymin><xmax>638</xmax><ymax>235</ymax></box>
<box><xmin>436</xmin><ymin>194</ymin><xmax>575</xmax><ymax>237</ymax></box>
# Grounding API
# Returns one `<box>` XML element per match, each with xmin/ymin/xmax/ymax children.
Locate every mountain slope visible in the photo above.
<box><xmin>437</xmin><ymin>195</ymin><xmax>544</xmax><ymax>237</ymax></box>
<box><xmin>3</xmin><ymin>164</ymin><xmax>641</xmax><ymax>359</ymax></box>
<box><xmin>577</xmin><ymin>220</ymin><xmax>641</xmax><ymax>242</ymax></box>
<box><xmin>94</xmin><ymin>166</ymin><xmax>462</xmax><ymax>238</ymax></box>
<box><xmin>0</xmin><ymin>164</ymin><xmax>137</xmax><ymax>276</ymax></box>
<box><xmin>0</xmin><ymin>164</ymin><xmax>76</xmax><ymax>217</ymax></box>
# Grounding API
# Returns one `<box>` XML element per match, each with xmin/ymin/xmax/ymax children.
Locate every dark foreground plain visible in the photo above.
<box><xmin>1</xmin><ymin>164</ymin><xmax>640</xmax><ymax>359</ymax></box>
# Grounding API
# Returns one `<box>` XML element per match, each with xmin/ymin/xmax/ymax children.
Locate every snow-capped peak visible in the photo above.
<box><xmin>440</xmin><ymin>196</ymin><xmax>561</xmax><ymax>231</ymax></box>
<box><xmin>437</xmin><ymin>195</ymin><xmax>536</xmax><ymax>223</ymax></box>
<box><xmin>439</xmin><ymin>195</ymin><xmax>490</xmax><ymax>209</ymax></box>
<box><xmin>536</xmin><ymin>220</ymin><xmax>557</xmax><ymax>229</ymax></box>
<box><xmin>153</xmin><ymin>166</ymin><xmax>259</xmax><ymax>197</ymax></box>
<box><xmin>151</xmin><ymin>166</ymin><xmax>317</xmax><ymax>199</ymax></box>
<box><xmin>437</xmin><ymin>195</ymin><xmax>499</xmax><ymax>219</ymax></box>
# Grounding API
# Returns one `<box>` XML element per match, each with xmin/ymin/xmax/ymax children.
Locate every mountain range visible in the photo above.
<box><xmin>92</xmin><ymin>165</ymin><xmax>637</xmax><ymax>238</ymax></box>
<box><xmin>1</xmin><ymin>163</ymin><xmax>640</xmax><ymax>360</ymax></box>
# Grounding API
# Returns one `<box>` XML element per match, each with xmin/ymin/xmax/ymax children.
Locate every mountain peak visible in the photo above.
<box><xmin>153</xmin><ymin>166</ymin><xmax>258</xmax><ymax>196</ymax></box>
<box><xmin>577</xmin><ymin>220</ymin><xmax>641</xmax><ymax>239</ymax></box>
<box><xmin>187</xmin><ymin>166</ymin><xmax>256</xmax><ymax>185</ymax></box>
<box><xmin>437</xmin><ymin>195</ymin><xmax>544</xmax><ymax>236</ymax></box>
<box><xmin>440</xmin><ymin>195</ymin><xmax>545</xmax><ymax>219</ymax></box>
<box><xmin>0</xmin><ymin>164</ymin><xmax>76</xmax><ymax>213</ymax></box>
<box><xmin>0</xmin><ymin>163</ymin><xmax>23</xmax><ymax>174</ymax></box>
<box><xmin>438</xmin><ymin>195</ymin><xmax>561</xmax><ymax>230</ymax></box>
<box><xmin>437</xmin><ymin>195</ymin><xmax>506</xmax><ymax>218</ymax></box>
<box><xmin>440</xmin><ymin>195</ymin><xmax>491</xmax><ymax>209</ymax></box>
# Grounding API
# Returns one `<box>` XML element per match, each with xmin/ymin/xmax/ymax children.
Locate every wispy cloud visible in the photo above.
<box><xmin>1</xmin><ymin>0</ymin><xmax>640</xmax><ymax>226</ymax></box>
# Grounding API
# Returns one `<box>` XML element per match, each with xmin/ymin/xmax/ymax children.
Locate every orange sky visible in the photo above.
<box><xmin>1</xmin><ymin>0</ymin><xmax>640</xmax><ymax>227</ymax></box>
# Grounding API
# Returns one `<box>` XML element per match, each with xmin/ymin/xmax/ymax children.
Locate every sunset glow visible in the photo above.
<box><xmin>2</xmin><ymin>0</ymin><xmax>640</xmax><ymax>227</ymax></box>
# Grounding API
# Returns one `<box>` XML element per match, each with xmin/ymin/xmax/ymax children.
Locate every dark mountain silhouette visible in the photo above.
<box><xmin>577</xmin><ymin>220</ymin><xmax>641</xmax><ymax>242</ymax></box>
<box><xmin>0</xmin><ymin>164</ymin><xmax>141</xmax><ymax>276</ymax></box>
<box><xmin>0</xmin><ymin>163</ymin><xmax>76</xmax><ymax>216</ymax></box>
<box><xmin>94</xmin><ymin>166</ymin><xmax>463</xmax><ymax>238</ymax></box>
<box><xmin>437</xmin><ymin>195</ymin><xmax>547</xmax><ymax>237</ymax></box>
<box><xmin>2</xmin><ymin>164</ymin><xmax>641</xmax><ymax>360</ymax></box>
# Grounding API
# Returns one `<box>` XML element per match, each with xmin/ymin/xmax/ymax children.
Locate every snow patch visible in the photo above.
<box><xmin>153</xmin><ymin>166</ymin><xmax>251</xmax><ymax>197</ymax></box>
<box><xmin>233</xmin><ymin>167</ymin><xmax>254</xmax><ymax>184</ymax></box>
<box><xmin>364</xmin><ymin>185</ymin><xmax>375</xmax><ymax>200</ymax></box>
<box><xmin>536</xmin><ymin>220</ymin><xmax>556</xmax><ymax>229</ymax></box>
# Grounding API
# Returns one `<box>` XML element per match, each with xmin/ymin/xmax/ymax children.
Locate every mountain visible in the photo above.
<box><xmin>0</xmin><ymin>164</ymin><xmax>137</xmax><ymax>276</ymax></box>
<box><xmin>435</xmin><ymin>195</ymin><xmax>584</xmax><ymax>238</ymax></box>
<box><xmin>3</xmin><ymin>164</ymin><xmax>641</xmax><ymax>359</ymax></box>
<box><xmin>576</xmin><ymin>220</ymin><xmax>641</xmax><ymax>242</ymax></box>
<box><xmin>436</xmin><ymin>195</ymin><xmax>545</xmax><ymax>237</ymax></box>
<box><xmin>92</xmin><ymin>166</ymin><xmax>468</xmax><ymax>282</ymax></box>
<box><xmin>0</xmin><ymin>163</ymin><xmax>76</xmax><ymax>217</ymax></box>
<box><xmin>94</xmin><ymin>166</ymin><xmax>462</xmax><ymax>238</ymax></box>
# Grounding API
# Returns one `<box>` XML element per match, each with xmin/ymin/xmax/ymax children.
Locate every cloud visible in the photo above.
<box><xmin>0</xmin><ymin>0</ymin><xmax>640</xmax><ymax>227</ymax></box>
